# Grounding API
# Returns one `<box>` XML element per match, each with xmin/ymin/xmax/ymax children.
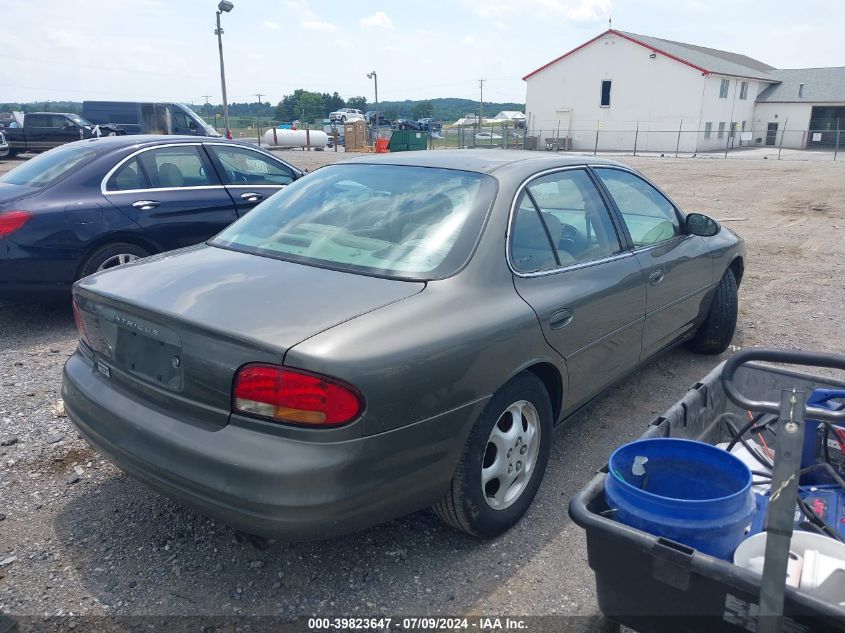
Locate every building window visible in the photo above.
<box><xmin>704</xmin><ymin>122</ymin><xmax>712</xmax><ymax>139</ymax></box>
<box><xmin>739</xmin><ymin>81</ymin><xmax>748</xmax><ymax>100</ymax></box>
<box><xmin>718</xmin><ymin>122</ymin><xmax>725</xmax><ymax>138</ymax></box>
<box><xmin>600</xmin><ymin>80</ymin><xmax>612</xmax><ymax>107</ymax></box>
<box><xmin>719</xmin><ymin>79</ymin><xmax>730</xmax><ymax>98</ymax></box>
<box><xmin>729</xmin><ymin>122</ymin><xmax>737</xmax><ymax>138</ymax></box>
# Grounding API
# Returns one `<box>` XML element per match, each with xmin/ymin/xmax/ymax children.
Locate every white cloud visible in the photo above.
<box><xmin>302</xmin><ymin>18</ymin><xmax>338</xmax><ymax>31</ymax></box>
<box><xmin>462</xmin><ymin>35</ymin><xmax>476</xmax><ymax>45</ymax></box>
<box><xmin>335</xmin><ymin>39</ymin><xmax>352</xmax><ymax>47</ymax></box>
<box><xmin>360</xmin><ymin>11</ymin><xmax>394</xmax><ymax>29</ymax></box>
<box><xmin>46</xmin><ymin>27</ymin><xmax>89</xmax><ymax>48</ymax></box>
<box><xmin>469</xmin><ymin>0</ymin><xmax>610</xmax><ymax>21</ymax></box>
<box><xmin>261</xmin><ymin>20</ymin><xmax>281</xmax><ymax>30</ymax></box>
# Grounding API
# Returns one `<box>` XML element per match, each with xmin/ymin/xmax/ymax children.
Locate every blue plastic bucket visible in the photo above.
<box><xmin>605</xmin><ymin>438</ymin><xmax>756</xmax><ymax>559</ymax></box>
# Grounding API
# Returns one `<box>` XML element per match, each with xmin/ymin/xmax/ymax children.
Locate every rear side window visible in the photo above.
<box><xmin>511</xmin><ymin>194</ymin><xmax>558</xmax><ymax>273</ymax></box>
<box><xmin>136</xmin><ymin>146</ymin><xmax>217</xmax><ymax>189</ymax></box>
<box><xmin>106</xmin><ymin>157</ymin><xmax>150</xmax><ymax>191</ymax></box>
<box><xmin>26</xmin><ymin>114</ymin><xmax>49</xmax><ymax>127</ymax></box>
<box><xmin>525</xmin><ymin>169</ymin><xmax>621</xmax><ymax>266</ymax></box>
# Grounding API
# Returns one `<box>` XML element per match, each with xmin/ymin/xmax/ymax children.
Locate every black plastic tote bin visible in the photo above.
<box><xmin>569</xmin><ymin>359</ymin><xmax>845</xmax><ymax>633</ymax></box>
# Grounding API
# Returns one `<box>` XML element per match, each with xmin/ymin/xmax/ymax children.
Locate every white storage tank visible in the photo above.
<box><xmin>262</xmin><ymin>127</ymin><xmax>329</xmax><ymax>149</ymax></box>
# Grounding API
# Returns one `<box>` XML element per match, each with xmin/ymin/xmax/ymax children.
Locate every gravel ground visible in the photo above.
<box><xmin>1</xmin><ymin>150</ymin><xmax>843</xmax><ymax>629</ymax></box>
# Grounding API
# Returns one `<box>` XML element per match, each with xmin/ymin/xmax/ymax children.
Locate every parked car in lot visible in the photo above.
<box><xmin>328</xmin><ymin>108</ymin><xmax>364</xmax><ymax>123</ymax></box>
<box><xmin>364</xmin><ymin>111</ymin><xmax>391</xmax><ymax>126</ymax></box>
<box><xmin>0</xmin><ymin>130</ymin><xmax>8</xmax><ymax>158</ymax></box>
<box><xmin>417</xmin><ymin>117</ymin><xmax>442</xmax><ymax>133</ymax></box>
<box><xmin>0</xmin><ymin>135</ymin><xmax>301</xmax><ymax>298</ymax></box>
<box><xmin>475</xmin><ymin>132</ymin><xmax>503</xmax><ymax>141</ymax></box>
<box><xmin>2</xmin><ymin>112</ymin><xmax>122</xmax><ymax>157</ymax></box>
<box><xmin>63</xmin><ymin>150</ymin><xmax>745</xmax><ymax>540</ymax></box>
<box><xmin>82</xmin><ymin>101</ymin><xmax>220</xmax><ymax>137</ymax></box>
<box><xmin>396</xmin><ymin>118</ymin><xmax>424</xmax><ymax>131</ymax></box>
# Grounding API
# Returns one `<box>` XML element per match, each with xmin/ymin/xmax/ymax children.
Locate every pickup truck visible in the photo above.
<box><xmin>1</xmin><ymin>112</ymin><xmax>120</xmax><ymax>157</ymax></box>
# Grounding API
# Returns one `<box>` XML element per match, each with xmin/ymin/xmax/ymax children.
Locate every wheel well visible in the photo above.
<box><xmin>729</xmin><ymin>256</ymin><xmax>744</xmax><ymax>287</ymax></box>
<box><xmin>525</xmin><ymin>362</ymin><xmax>563</xmax><ymax>423</ymax></box>
<box><xmin>76</xmin><ymin>233</ymin><xmax>160</xmax><ymax>279</ymax></box>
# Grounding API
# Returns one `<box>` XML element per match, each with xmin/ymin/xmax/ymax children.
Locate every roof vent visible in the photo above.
<box><xmin>799</xmin><ymin>83</ymin><xmax>805</xmax><ymax>98</ymax></box>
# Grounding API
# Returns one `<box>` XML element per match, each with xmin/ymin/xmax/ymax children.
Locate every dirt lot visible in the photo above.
<box><xmin>1</xmin><ymin>150</ymin><xmax>843</xmax><ymax>629</ymax></box>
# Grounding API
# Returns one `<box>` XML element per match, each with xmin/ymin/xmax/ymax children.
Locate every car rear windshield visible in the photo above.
<box><xmin>0</xmin><ymin>144</ymin><xmax>99</xmax><ymax>187</ymax></box>
<box><xmin>210</xmin><ymin>164</ymin><xmax>496</xmax><ymax>280</ymax></box>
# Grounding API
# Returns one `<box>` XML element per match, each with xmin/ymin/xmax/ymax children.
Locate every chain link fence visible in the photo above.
<box><xmin>432</xmin><ymin>119</ymin><xmax>843</xmax><ymax>161</ymax></box>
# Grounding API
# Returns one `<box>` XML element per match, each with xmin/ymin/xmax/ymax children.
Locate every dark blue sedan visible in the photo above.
<box><xmin>0</xmin><ymin>135</ymin><xmax>302</xmax><ymax>298</ymax></box>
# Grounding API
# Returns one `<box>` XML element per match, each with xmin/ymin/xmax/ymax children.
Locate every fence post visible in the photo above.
<box><xmin>724</xmin><ymin>123</ymin><xmax>731</xmax><ymax>159</ymax></box>
<box><xmin>675</xmin><ymin>119</ymin><xmax>683</xmax><ymax>158</ymax></box>
<box><xmin>633</xmin><ymin>121</ymin><xmax>639</xmax><ymax>156</ymax></box>
<box><xmin>593</xmin><ymin>120</ymin><xmax>599</xmax><ymax>156</ymax></box>
<box><xmin>835</xmin><ymin>118</ymin><xmax>840</xmax><ymax>162</ymax></box>
<box><xmin>778</xmin><ymin>117</ymin><xmax>788</xmax><ymax>160</ymax></box>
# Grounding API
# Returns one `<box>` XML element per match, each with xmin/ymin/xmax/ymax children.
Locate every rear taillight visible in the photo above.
<box><xmin>0</xmin><ymin>211</ymin><xmax>32</xmax><ymax>238</ymax></box>
<box><xmin>233</xmin><ymin>364</ymin><xmax>363</xmax><ymax>427</ymax></box>
<box><xmin>72</xmin><ymin>298</ymin><xmax>92</xmax><ymax>347</ymax></box>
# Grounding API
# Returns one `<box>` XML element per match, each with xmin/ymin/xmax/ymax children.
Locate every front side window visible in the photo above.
<box><xmin>210</xmin><ymin>146</ymin><xmax>295</xmax><ymax>186</ymax></box>
<box><xmin>523</xmin><ymin>169</ymin><xmax>621</xmax><ymax>266</ymax></box>
<box><xmin>594</xmin><ymin>168</ymin><xmax>681</xmax><ymax>247</ymax></box>
<box><xmin>600</xmin><ymin>80</ymin><xmax>612</xmax><ymax>107</ymax></box>
<box><xmin>719</xmin><ymin>79</ymin><xmax>730</xmax><ymax>98</ymax></box>
<box><xmin>211</xmin><ymin>164</ymin><xmax>496</xmax><ymax>280</ymax></box>
<box><xmin>137</xmin><ymin>146</ymin><xmax>216</xmax><ymax>189</ymax></box>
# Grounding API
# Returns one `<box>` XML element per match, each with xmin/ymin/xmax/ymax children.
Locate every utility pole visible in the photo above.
<box><xmin>255</xmin><ymin>92</ymin><xmax>264</xmax><ymax>145</ymax></box>
<box><xmin>215</xmin><ymin>1</ymin><xmax>234</xmax><ymax>139</ymax></box>
<box><xmin>201</xmin><ymin>95</ymin><xmax>213</xmax><ymax>123</ymax></box>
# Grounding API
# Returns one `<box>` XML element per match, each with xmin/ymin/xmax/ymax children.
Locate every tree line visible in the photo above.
<box><xmin>2</xmin><ymin>94</ymin><xmax>525</xmax><ymax>125</ymax></box>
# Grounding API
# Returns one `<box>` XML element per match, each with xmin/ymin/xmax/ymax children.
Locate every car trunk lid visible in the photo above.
<box><xmin>74</xmin><ymin>244</ymin><xmax>424</xmax><ymax>429</ymax></box>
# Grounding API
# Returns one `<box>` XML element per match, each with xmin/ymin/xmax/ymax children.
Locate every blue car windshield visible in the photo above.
<box><xmin>0</xmin><ymin>145</ymin><xmax>99</xmax><ymax>187</ymax></box>
<box><xmin>210</xmin><ymin>164</ymin><xmax>497</xmax><ymax>280</ymax></box>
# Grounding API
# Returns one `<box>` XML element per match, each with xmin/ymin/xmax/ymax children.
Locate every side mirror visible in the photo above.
<box><xmin>686</xmin><ymin>213</ymin><xmax>720</xmax><ymax>237</ymax></box>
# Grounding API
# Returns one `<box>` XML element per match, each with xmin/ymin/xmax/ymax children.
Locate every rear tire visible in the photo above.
<box><xmin>433</xmin><ymin>372</ymin><xmax>553</xmax><ymax>537</ymax></box>
<box><xmin>687</xmin><ymin>268</ymin><xmax>738</xmax><ymax>354</ymax></box>
<box><xmin>78</xmin><ymin>243</ymin><xmax>150</xmax><ymax>280</ymax></box>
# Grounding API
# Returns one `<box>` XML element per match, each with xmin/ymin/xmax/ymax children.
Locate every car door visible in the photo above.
<box><xmin>101</xmin><ymin>143</ymin><xmax>239</xmax><ymax>250</ymax></box>
<box><xmin>23</xmin><ymin>114</ymin><xmax>52</xmax><ymax>151</ymax></box>
<box><xmin>510</xmin><ymin>168</ymin><xmax>646</xmax><ymax>410</ymax></box>
<box><xmin>205</xmin><ymin>144</ymin><xmax>297</xmax><ymax>216</ymax></box>
<box><xmin>53</xmin><ymin>115</ymin><xmax>84</xmax><ymax>146</ymax></box>
<box><xmin>592</xmin><ymin>167</ymin><xmax>714</xmax><ymax>359</ymax></box>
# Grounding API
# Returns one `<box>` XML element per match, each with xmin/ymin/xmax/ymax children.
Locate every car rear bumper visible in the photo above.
<box><xmin>62</xmin><ymin>351</ymin><xmax>486</xmax><ymax>539</ymax></box>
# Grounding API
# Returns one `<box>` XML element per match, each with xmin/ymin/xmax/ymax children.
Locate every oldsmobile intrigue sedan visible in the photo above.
<box><xmin>62</xmin><ymin>150</ymin><xmax>744</xmax><ymax>539</ymax></box>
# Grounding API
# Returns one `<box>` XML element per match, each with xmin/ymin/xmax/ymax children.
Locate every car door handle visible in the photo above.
<box><xmin>549</xmin><ymin>308</ymin><xmax>574</xmax><ymax>330</ymax></box>
<box><xmin>132</xmin><ymin>200</ymin><xmax>159</xmax><ymax>210</ymax></box>
<box><xmin>240</xmin><ymin>192</ymin><xmax>265</xmax><ymax>203</ymax></box>
<box><xmin>649</xmin><ymin>269</ymin><xmax>665</xmax><ymax>285</ymax></box>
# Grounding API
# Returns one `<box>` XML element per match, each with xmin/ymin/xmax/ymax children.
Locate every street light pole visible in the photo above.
<box><xmin>215</xmin><ymin>1</ymin><xmax>234</xmax><ymax>139</ymax></box>
<box><xmin>367</xmin><ymin>71</ymin><xmax>378</xmax><ymax>141</ymax></box>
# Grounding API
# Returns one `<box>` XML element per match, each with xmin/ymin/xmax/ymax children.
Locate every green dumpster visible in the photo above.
<box><xmin>387</xmin><ymin>129</ymin><xmax>429</xmax><ymax>152</ymax></box>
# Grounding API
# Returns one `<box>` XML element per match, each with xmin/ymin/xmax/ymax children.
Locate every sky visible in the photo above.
<box><xmin>3</xmin><ymin>0</ymin><xmax>844</xmax><ymax>106</ymax></box>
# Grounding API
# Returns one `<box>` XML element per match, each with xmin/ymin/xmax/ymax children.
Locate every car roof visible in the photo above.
<box><xmin>65</xmin><ymin>134</ymin><xmax>268</xmax><ymax>155</ymax></box>
<box><xmin>347</xmin><ymin>149</ymin><xmax>627</xmax><ymax>174</ymax></box>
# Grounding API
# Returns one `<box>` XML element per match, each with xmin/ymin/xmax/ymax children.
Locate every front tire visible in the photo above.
<box><xmin>78</xmin><ymin>243</ymin><xmax>150</xmax><ymax>280</ymax></box>
<box><xmin>433</xmin><ymin>372</ymin><xmax>553</xmax><ymax>537</ymax></box>
<box><xmin>687</xmin><ymin>268</ymin><xmax>738</xmax><ymax>354</ymax></box>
